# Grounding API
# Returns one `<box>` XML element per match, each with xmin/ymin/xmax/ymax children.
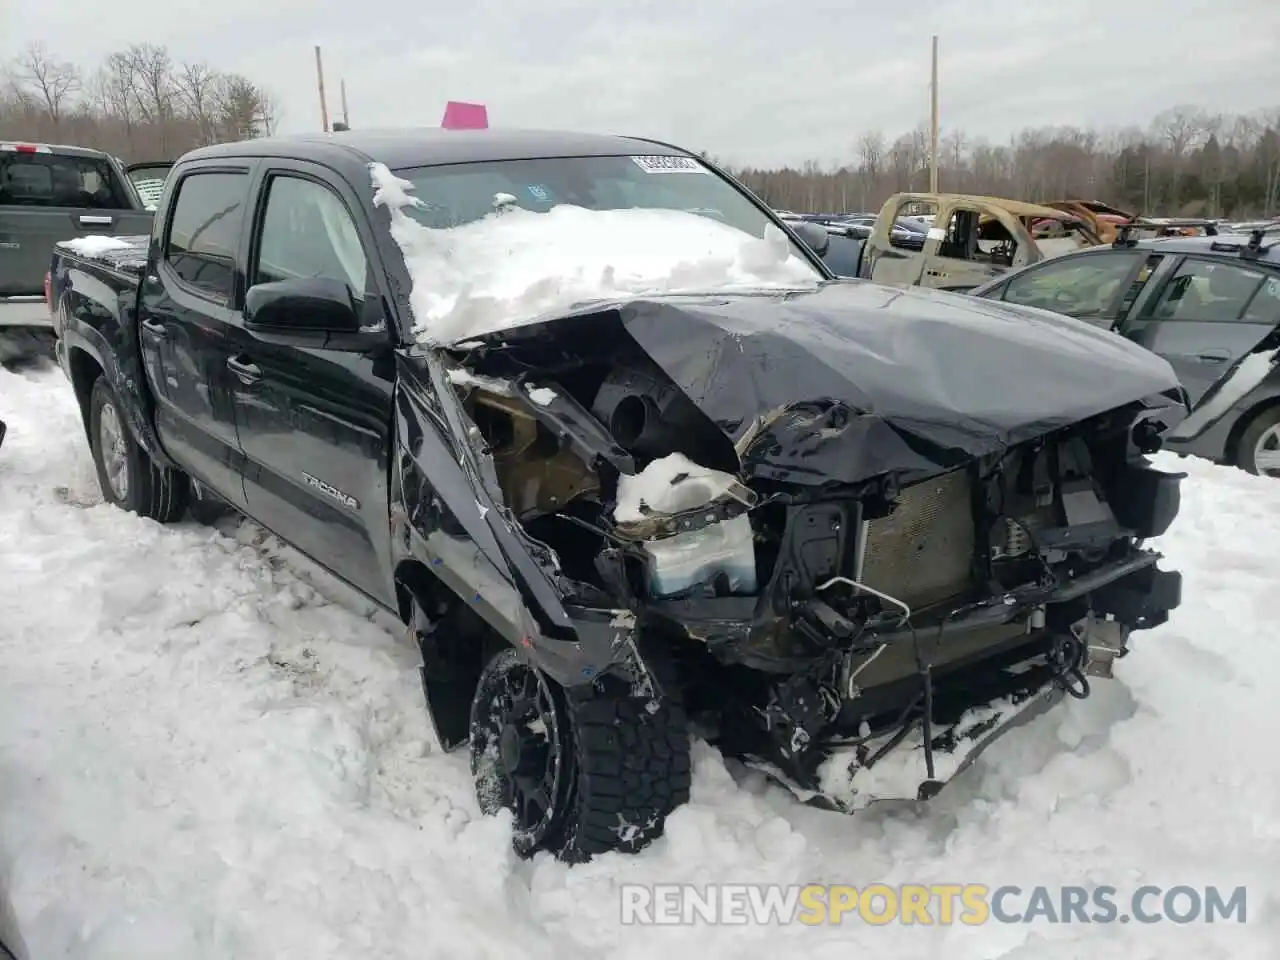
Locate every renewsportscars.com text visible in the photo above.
<box><xmin>619</xmin><ymin>883</ymin><xmax>1248</xmax><ymax>926</ymax></box>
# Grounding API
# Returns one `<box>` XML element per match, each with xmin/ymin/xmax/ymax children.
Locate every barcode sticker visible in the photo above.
<box><xmin>630</xmin><ymin>155</ymin><xmax>707</xmax><ymax>174</ymax></box>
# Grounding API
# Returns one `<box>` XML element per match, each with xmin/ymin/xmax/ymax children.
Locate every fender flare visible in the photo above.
<box><xmin>59</xmin><ymin>310</ymin><xmax>177</xmax><ymax>471</ymax></box>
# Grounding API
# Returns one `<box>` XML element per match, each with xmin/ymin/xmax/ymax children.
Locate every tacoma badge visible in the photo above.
<box><xmin>302</xmin><ymin>472</ymin><xmax>359</xmax><ymax>509</ymax></box>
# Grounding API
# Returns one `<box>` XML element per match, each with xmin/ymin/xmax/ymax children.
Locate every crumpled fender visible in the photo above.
<box><xmin>391</xmin><ymin>349</ymin><xmax>633</xmax><ymax>688</ymax></box>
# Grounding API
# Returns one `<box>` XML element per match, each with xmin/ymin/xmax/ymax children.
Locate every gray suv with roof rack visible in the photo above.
<box><xmin>970</xmin><ymin>222</ymin><xmax>1280</xmax><ymax>476</ymax></box>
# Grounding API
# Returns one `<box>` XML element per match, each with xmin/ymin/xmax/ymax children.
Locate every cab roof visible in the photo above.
<box><xmin>181</xmin><ymin>128</ymin><xmax>690</xmax><ymax>171</ymax></box>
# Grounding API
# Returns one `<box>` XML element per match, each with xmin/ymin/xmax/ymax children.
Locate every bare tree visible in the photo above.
<box><xmin>123</xmin><ymin>44</ymin><xmax>176</xmax><ymax>151</ymax></box>
<box><xmin>856</xmin><ymin>130</ymin><xmax>884</xmax><ymax>177</ymax></box>
<box><xmin>102</xmin><ymin>53</ymin><xmax>139</xmax><ymax>145</ymax></box>
<box><xmin>174</xmin><ymin>62</ymin><xmax>221</xmax><ymax>145</ymax></box>
<box><xmin>13</xmin><ymin>42</ymin><xmax>82</xmax><ymax>125</ymax></box>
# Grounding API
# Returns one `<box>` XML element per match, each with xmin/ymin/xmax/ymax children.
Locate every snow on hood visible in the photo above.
<box><xmin>613</xmin><ymin>452</ymin><xmax>740</xmax><ymax>524</ymax></box>
<box><xmin>368</xmin><ymin>162</ymin><xmax>820</xmax><ymax>345</ymax></box>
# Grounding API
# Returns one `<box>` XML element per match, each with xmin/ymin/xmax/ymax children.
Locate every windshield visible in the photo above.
<box><xmin>392</xmin><ymin>155</ymin><xmax>821</xmax><ymax>267</ymax></box>
<box><xmin>380</xmin><ymin>155</ymin><xmax>826</xmax><ymax>344</ymax></box>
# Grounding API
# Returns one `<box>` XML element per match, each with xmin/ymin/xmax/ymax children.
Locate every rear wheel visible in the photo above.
<box><xmin>1236</xmin><ymin>406</ymin><xmax>1280</xmax><ymax>478</ymax></box>
<box><xmin>469</xmin><ymin>646</ymin><xmax>691</xmax><ymax>862</ymax></box>
<box><xmin>88</xmin><ymin>377</ymin><xmax>189</xmax><ymax>522</ymax></box>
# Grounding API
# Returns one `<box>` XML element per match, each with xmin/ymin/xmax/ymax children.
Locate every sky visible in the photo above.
<box><xmin>5</xmin><ymin>0</ymin><xmax>1280</xmax><ymax>168</ymax></box>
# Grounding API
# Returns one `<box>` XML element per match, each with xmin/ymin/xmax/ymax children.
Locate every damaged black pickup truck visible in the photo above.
<box><xmin>49</xmin><ymin>128</ymin><xmax>1185</xmax><ymax>862</ymax></box>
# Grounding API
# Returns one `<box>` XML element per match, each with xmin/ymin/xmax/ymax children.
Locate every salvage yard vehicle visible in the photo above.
<box><xmin>0</xmin><ymin>142</ymin><xmax>153</xmax><ymax>348</ymax></box>
<box><xmin>49</xmin><ymin>128</ymin><xmax>1184</xmax><ymax>862</ymax></box>
<box><xmin>1038</xmin><ymin>200</ymin><xmax>1134</xmax><ymax>243</ymax></box>
<box><xmin>1037</xmin><ymin>202</ymin><xmax>1221</xmax><ymax>244</ymax></box>
<box><xmin>858</xmin><ymin>193</ymin><xmax>1103</xmax><ymax>292</ymax></box>
<box><xmin>971</xmin><ymin>224</ymin><xmax>1280</xmax><ymax>477</ymax></box>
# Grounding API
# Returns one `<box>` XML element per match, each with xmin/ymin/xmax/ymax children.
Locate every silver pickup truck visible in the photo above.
<box><xmin>1</xmin><ymin>141</ymin><xmax>154</xmax><ymax>358</ymax></box>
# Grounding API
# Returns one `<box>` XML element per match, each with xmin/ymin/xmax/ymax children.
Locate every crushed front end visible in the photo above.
<box><xmin>625</xmin><ymin>411</ymin><xmax>1182</xmax><ymax>809</ymax></box>
<box><xmin>435</xmin><ymin>283</ymin><xmax>1186</xmax><ymax>811</ymax></box>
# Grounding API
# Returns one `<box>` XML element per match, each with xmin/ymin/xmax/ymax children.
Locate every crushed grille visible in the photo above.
<box><xmin>857</xmin><ymin>468</ymin><xmax>977</xmax><ymax>610</ymax></box>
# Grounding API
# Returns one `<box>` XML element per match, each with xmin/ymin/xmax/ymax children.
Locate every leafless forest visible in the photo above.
<box><xmin>3</xmin><ymin>42</ymin><xmax>1278</xmax><ymax>219</ymax></box>
<box><xmin>725</xmin><ymin>106</ymin><xmax>1280</xmax><ymax>219</ymax></box>
<box><xmin>0</xmin><ymin>42</ymin><xmax>276</xmax><ymax>162</ymax></box>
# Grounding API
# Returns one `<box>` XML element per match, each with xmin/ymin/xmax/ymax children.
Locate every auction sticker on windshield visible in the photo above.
<box><xmin>631</xmin><ymin>155</ymin><xmax>707</xmax><ymax>174</ymax></box>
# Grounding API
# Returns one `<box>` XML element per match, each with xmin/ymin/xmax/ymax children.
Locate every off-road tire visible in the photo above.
<box><xmin>1235</xmin><ymin>405</ymin><xmax>1280</xmax><ymax>477</ymax></box>
<box><xmin>470</xmin><ymin>646</ymin><xmax>691</xmax><ymax>863</ymax></box>
<box><xmin>557</xmin><ymin>677</ymin><xmax>692</xmax><ymax>862</ymax></box>
<box><xmin>88</xmin><ymin>376</ymin><xmax>189</xmax><ymax>522</ymax></box>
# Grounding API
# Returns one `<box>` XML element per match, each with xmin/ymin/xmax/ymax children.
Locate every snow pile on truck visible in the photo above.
<box><xmin>368</xmin><ymin>162</ymin><xmax>820</xmax><ymax>344</ymax></box>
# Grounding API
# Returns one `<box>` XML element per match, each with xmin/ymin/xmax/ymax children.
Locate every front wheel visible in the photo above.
<box><xmin>1236</xmin><ymin>406</ymin><xmax>1280</xmax><ymax>478</ymax></box>
<box><xmin>469</xmin><ymin>647</ymin><xmax>691</xmax><ymax>862</ymax></box>
<box><xmin>88</xmin><ymin>377</ymin><xmax>189</xmax><ymax>522</ymax></box>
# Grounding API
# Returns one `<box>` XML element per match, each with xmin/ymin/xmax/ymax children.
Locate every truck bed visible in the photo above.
<box><xmin>53</xmin><ymin>234</ymin><xmax>150</xmax><ymax>277</ymax></box>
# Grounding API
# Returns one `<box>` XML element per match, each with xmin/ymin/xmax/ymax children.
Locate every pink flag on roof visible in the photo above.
<box><xmin>441</xmin><ymin>101</ymin><xmax>488</xmax><ymax>129</ymax></box>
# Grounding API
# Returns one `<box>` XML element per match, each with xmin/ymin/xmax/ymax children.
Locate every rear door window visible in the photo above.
<box><xmin>164</xmin><ymin>171</ymin><xmax>249</xmax><ymax>302</ymax></box>
<box><xmin>0</xmin><ymin>151</ymin><xmax>132</xmax><ymax>209</ymax></box>
<box><xmin>1145</xmin><ymin>259</ymin><xmax>1266</xmax><ymax>323</ymax></box>
<box><xmin>1243</xmin><ymin>275</ymin><xmax>1280</xmax><ymax>325</ymax></box>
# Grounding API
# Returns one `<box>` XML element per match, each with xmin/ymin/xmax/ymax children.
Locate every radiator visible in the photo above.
<box><xmin>857</xmin><ymin>467</ymin><xmax>976</xmax><ymax>611</ymax></box>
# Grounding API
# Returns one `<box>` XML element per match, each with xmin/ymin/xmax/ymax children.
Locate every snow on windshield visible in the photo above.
<box><xmin>368</xmin><ymin>162</ymin><xmax>821</xmax><ymax>345</ymax></box>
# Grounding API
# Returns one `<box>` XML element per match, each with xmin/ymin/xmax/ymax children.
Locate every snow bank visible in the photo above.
<box><xmin>0</xmin><ymin>362</ymin><xmax>1277</xmax><ymax>958</ymax></box>
<box><xmin>57</xmin><ymin>235</ymin><xmax>132</xmax><ymax>257</ymax></box>
<box><xmin>369</xmin><ymin>163</ymin><xmax>820</xmax><ymax>345</ymax></box>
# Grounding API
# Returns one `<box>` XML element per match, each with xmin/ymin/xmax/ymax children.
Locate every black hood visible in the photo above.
<box><xmin>460</xmin><ymin>280</ymin><xmax>1184</xmax><ymax>487</ymax></box>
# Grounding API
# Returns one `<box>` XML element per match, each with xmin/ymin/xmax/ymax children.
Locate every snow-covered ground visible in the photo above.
<box><xmin>1</xmin><ymin>360</ymin><xmax>1277</xmax><ymax>958</ymax></box>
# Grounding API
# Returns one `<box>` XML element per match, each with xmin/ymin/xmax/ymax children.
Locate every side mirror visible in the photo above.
<box><xmin>245</xmin><ymin>277</ymin><xmax>362</xmax><ymax>333</ymax></box>
<box><xmin>791</xmin><ymin>221</ymin><xmax>830</xmax><ymax>256</ymax></box>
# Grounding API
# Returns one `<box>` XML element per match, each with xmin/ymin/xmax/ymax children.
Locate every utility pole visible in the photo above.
<box><xmin>314</xmin><ymin>45</ymin><xmax>330</xmax><ymax>132</ymax></box>
<box><xmin>929</xmin><ymin>35</ymin><xmax>939</xmax><ymax>193</ymax></box>
<box><xmin>340</xmin><ymin>79</ymin><xmax>350</xmax><ymax>127</ymax></box>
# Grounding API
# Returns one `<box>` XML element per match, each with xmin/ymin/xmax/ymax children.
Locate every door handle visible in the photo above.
<box><xmin>140</xmin><ymin>318</ymin><xmax>167</xmax><ymax>338</ymax></box>
<box><xmin>226</xmin><ymin>355</ymin><xmax>262</xmax><ymax>384</ymax></box>
<box><xmin>77</xmin><ymin>215</ymin><xmax>114</xmax><ymax>227</ymax></box>
<box><xmin>1196</xmin><ymin>350</ymin><xmax>1229</xmax><ymax>364</ymax></box>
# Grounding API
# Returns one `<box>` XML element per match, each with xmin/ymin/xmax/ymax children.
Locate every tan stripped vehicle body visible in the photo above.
<box><xmin>859</xmin><ymin>192</ymin><xmax>1102</xmax><ymax>292</ymax></box>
